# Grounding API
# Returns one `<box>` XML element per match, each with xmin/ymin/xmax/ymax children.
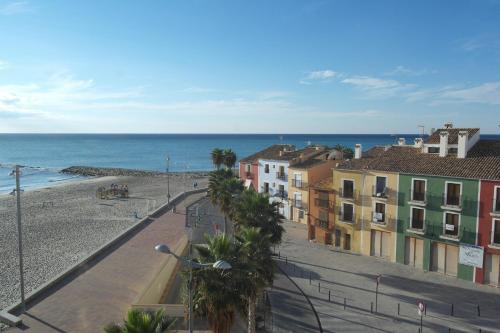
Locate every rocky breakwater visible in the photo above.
<box><xmin>62</xmin><ymin>166</ymin><xmax>209</xmax><ymax>178</ymax></box>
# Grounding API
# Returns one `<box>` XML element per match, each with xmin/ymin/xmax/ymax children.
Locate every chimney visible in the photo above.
<box><xmin>430</xmin><ymin>128</ymin><xmax>436</xmax><ymax>136</ymax></box>
<box><xmin>439</xmin><ymin>131</ymin><xmax>449</xmax><ymax>157</ymax></box>
<box><xmin>458</xmin><ymin>131</ymin><xmax>468</xmax><ymax>158</ymax></box>
<box><xmin>444</xmin><ymin>122</ymin><xmax>453</xmax><ymax>129</ymax></box>
<box><xmin>354</xmin><ymin>144</ymin><xmax>362</xmax><ymax>159</ymax></box>
<box><xmin>414</xmin><ymin>138</ymin><xmax>423</xmax><ymax>148</ymax></box>
<box><xmin>279</xmin><ymin>151</ymin><xmax>283</xmax><ymax>157</ymax></box>
<box><xmin>398</xmin><ymin>138</ymin><xmax>406</xmax><ymax>146</ymax></box>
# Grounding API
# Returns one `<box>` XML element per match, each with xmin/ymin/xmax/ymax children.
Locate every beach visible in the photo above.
<box><xmin>0</xmin><ymin>172</ymin><xmax>208</xmax><ymax>311</ymax></box>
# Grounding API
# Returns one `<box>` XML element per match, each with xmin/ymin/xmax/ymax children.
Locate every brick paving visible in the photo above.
<box><xmin>6</xmin><ymin>193</ymin><xmax>205</xmax><ymax>333</ymax></box>
<box><xmin>277</xmin><ymin>221</ymin><xmax>500</xmax><ymax>333</ymax></box>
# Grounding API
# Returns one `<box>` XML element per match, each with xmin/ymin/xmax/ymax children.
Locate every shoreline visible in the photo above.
<box><xmin>61</xmin><ymin>165</ymin><xmax>211</xmax><ymax>177</ymax></box>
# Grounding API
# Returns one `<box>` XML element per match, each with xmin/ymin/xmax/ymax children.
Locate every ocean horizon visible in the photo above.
<box><xmin>2</xmin><ymin>133</ymin><xmax>500</xmax><ymax>193</ymax></box>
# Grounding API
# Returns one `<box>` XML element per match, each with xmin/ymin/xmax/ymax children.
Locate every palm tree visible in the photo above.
<box><xmin>231</xmin><ymin>189</ymin><xmax>285</xmax><ymax>245</ymax></box>
<box><xmin>236</xmin><ymin>227</ymin><xmax>274</xmax><ymax>333</ymax></box>
<box><xmin>189</xmin><ymin>234</ymin><xmax>245</xmax><ymax>333</ymax></box>
<box><xmin>104</xmin><ymin>309</ymin><xmax>176</xmax><ymax>333</ymax></box>
<box><xmin>211</xmin><ymin>148</ymin><xmax>224</xmax><ymax>170</ymax></box>
<box><xmin>223</xmin><ymin>149</ymin><xmax>237</xmax><ymax>173</ymax></box>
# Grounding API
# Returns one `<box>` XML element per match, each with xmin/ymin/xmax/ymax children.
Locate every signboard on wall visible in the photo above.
<box><xmin>459</xmin><ymin>243</ymin><xmax>484</xmax><ymax>268</ymax></box>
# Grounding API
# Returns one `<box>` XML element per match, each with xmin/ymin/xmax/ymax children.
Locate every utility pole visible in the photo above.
<box><xmin>166</xmin><ymin>155</ymin><xmax>170</xmax><ymax>203</ymax></box>
<box><xmin>12</xmin><ymin>166</ymin><xmax>26</xmax><ymax>312</ymax></box>
<box><xmin>418</xmin><ymin>125</ymin><xmax>425</xmax><ymax>137</ymax></box>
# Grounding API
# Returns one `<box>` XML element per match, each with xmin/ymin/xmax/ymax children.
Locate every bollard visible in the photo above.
<box><xmin>328</xmin><ymin>290</ymin><xmax>331</xmax><ymax>302</ymax></box>
<box><xmin>318</xmin><ymin>282</ymin><xmax>321</xmax><ymax>293</ymax></box>
<box><xmin>451</xmin><ymin>303</ymin><xmax>454</xmax><ymax>316</ymax></box>
<box><xmin>479</xmin><ymin>329</ymin><xmax>482</xmax><ymax>333</ymax></box>
<box><xmin>309</xmin><ymin>272</ymin><xmax>312</xmax><ymax>285</ymax></box>
<box><xmin>278</xmin><ymin>251</ymin><xmax>280</xmax><ymax>258</ymax></box>
<box><xmin>424</xmin><ymin>303</ymin><xmax>427</xmax><ymax>316</ymax></box>
<box><xmin>293</xmin><ymin>264</ymin><xmax>295</xmax><ymax>272</ymax></box>
<box><xmin>344</xmin><ymin>297</ymin><xmax>346</xmax><ymax>310</ymax></box>
<box><xmin>397</xmin><ymin>303</ymin><xmax>400</xmax><ymax>316</ymax></box>
<box><xmin>477</xmin><ymin>305</ymin><xmax>480</xmax><ymax>317</ymax></box>
<box><xmin>371</xmin><ymin>302</ymin><xmax>373</xmax><ymax>313</ymax></box>
<box><xmin>285</xmin><ymin>256</ymin><xmax>288</xmax><ymax>265</ymax></box>
<box><xmin>448</xmin><ymin>328</ymin><xmax>451</xmax><ymax>333</ymax></box>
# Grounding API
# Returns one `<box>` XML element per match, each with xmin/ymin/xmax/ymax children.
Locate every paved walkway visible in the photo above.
<box><xmin>7</xmin><ymin>193</ymin><xmax>205</xmax><ymax>333</ymax></box>
<box><xmin>267</xmin><ymin>269</ymin><xmax>321</xmax><ymax>333</ymax></box>
<box><xmin>277</xmin><ymin>221</ymin><xmax>500</xmax><ymax>333</ymax></box>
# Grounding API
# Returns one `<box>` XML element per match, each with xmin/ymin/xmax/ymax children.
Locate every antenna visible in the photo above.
<box><xmin>418</xmin><ymin>125</ymin><xmax>425</xmax><ymax>137</ymax></box>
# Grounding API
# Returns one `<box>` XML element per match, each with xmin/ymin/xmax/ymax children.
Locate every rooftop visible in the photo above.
<box><xmin>311</xmin><ymin>176</ymin><xmax>334</xmax><ymax>191</ymax></box>
<box><xmin>239</xmin><ymin>144</ymin><xmax>295</xmax><ymax>163</ymax></box>
<box><xmin>426</xmin><ymin>128</ymin><xmax>480</xmax><ymax>144</ymax></box>
<box><xmin>337</xmin><ymin>140</ymin><xmax>500</xmax><ymax>180</ymax></box>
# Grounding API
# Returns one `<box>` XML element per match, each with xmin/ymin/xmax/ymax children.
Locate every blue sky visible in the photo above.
<box><xmin>0</xmin><ymin>0</ymin><xmax>499</xmax><ymax>134</ymax></box>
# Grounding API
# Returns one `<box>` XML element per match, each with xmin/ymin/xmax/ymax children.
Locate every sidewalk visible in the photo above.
<box><xmin>277</xmin><ymin>221</ymin><xmax>500</xmax><ymax>333</ymax></box>
<box><xmin>6</xmin><ymin>193</ymin><xmax>205</xmax><ymax>333</ymax></box>
<box><xmin>267</xmin><ymin>268</ymin><xmax>321</xmax><ymax>333</ymax></box>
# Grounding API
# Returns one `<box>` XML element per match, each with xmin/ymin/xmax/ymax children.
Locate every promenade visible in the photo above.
<box><xmin>277</xmin><ymin>221</ymin><xmax>500</xmax><ymax>333</ymax></box>
<box><xmin>5</xmin><ymin>192</ymin><xmax>206</xmax><ymax>333</ymax></box>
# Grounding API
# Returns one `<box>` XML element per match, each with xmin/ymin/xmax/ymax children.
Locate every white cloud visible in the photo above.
<box><xmin>385</xmin><ymin>65</ymin><xmax>435</xmax><ymax>77</ymax></box>
<box><xmin>438</xmin><ymin>82</ymin><xmax>500</xmax><ymax>104</ymax></box>
<box><xmin>0</xmin><ymin>1</ymin><xmax>32</xmax><ymax>15</ymax></box>
<box><xmin>341</xmin><ymin>75</ymin><xmax>415</xmax><ymax>98</ymax></box>
<box><xmin>300</xmin><ymin>70</ymin><xmax>337</xmax><ymax>84</ymax></box>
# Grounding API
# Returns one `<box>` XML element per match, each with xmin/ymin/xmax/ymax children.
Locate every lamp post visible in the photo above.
<box><xmin>10</xmin><ymin>165</ymin><xmax>25</xmax><ymax>313</ymax></box>
<box><xmin>166</xmin><ymin>155</ymin><xmax>171</xmax><ymax>203</ymax></box>
<box><xmin>154</xmin><ymin>244</ymin><xmax>231</xmax><ymax>333</ymax></box>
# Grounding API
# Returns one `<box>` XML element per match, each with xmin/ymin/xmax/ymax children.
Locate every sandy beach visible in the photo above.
<box><xmin>0</xmin><ymin>172</ymin><xmax>208</xmax><ymax>311</ymax></box>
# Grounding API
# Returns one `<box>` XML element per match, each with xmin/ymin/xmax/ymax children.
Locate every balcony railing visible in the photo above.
<box><xmin>408</xmin><ymin>217</ymin><xmax>424</xmax><ymax>232</ymax></box>
<box><xmin>294</xmin><ymin>200</ymin><xmax>302</xmax><ymax>209</ymax></box>
<box><xmin>276</xmin><ymin>172</ymin><xmax>287</xmax><ymax>181</ymax></box>
<box><xmin>339</xmin><ymin>187</ymin><xmax>355</xmax><ymax>199</ymax></box>
<box><xmin>292</xmin><ymin>179</ymin><xmax>308</xmax><ymax>189</ymax></box>
<box><xmin>372</xmin><ymin>185</ymin><xmax>389</xmax><ymax>198</ymax></box>
<box><xmin>338</xmin><ymin>212</ymin><xmax>354</xmax><ymax>223</ymax></box>
<box><xmin>442</xmin><ymin>193</ymin><xmax>462</xmax><ymax>208</ymax></box>
<box><xmin>315</xmin><ymin>218</ymin><xmax>329</xmax><ymax>229</ymax></box>
<box><xmin>245</xmin><ymin>171</ymin><xmax>253</xmax><ymax>179</ymax></box>
<box><xmin>411</xmin><ymin>191</ymin><xmax>426</xmax><ymax>203</ymax></box>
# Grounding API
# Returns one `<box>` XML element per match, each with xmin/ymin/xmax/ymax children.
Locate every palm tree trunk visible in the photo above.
<box><xmin>248</xmin><ymin>294</ymin><xmax>257</xmax><ymax>333</ymax></box>
<box><xmin>224</xmin><ymin>216</ymin><xmax>227</xmax><ymax>235</ymax></box>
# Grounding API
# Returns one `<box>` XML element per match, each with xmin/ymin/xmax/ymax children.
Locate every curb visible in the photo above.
<box><xmin>2</xmin><ymin>188</ymin><xmax>207</xmax><ymax>324</ymax></box>
<box><xmin>275</xmin><ymin>259</ymin><xmax>324</xmax><ymax>333</ymax></box>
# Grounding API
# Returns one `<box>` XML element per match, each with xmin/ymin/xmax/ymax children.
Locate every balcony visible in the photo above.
<box><xmin>292</xmin><ymin>179</ymin><xmax>308</xmax><ymax>189</ymax></box>
<box><xmin>372</xmin><ymin>185</ymin><xmax>389</xmax><ymax>199</ymax></box>
<box><xmin>293</xmin><ymin>200</ymin><xmax>308</xmax><ymax>210</ymax></box>
<box><xmin>245</xmin><ymin>171</ymin><xmax>253</xmax><ymax>179</ymax></box>
<box><xmin>315</xmin><ymin>198</ymin><xmax>334</xmax><ymax>211</ymax></box>
<box><xmin>408</xmin><ymin>191</ymin><xmax>427</xmax><ymax>206</ymax></box>
<box><xmin>315</xmin><ymin>218</ymin><xmax>329</xmax><ymax>229</ymax></box>
<box><xmin>338</xmin><ymin>212</ymin><xmax>354</xmax><ymax>224</ymax></box>
<box><xmin>276</xmin><ymin>172</ymin><xmax>287</xmax><ymax>181</ymax></box>
<box><xmin>339</xmin><ymin>187</ymin><xmax>355</xmax><ymax>200</ymax></box>
<box><xmin>372</xmin><ymin>212</ymin><xmax>386</xmax><ymax>225</ymax></box>
<box><xmin>407</xmin><ymin>217</ymin><xmax>424</xmax><ymax>234</ymax></box>
<box><xmin>441</xmin><ymin>193</ymin><xmax>462</xmax><ymax>211</ymax></box>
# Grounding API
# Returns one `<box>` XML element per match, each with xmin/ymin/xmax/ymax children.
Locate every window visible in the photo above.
<box><xmin>293</xmin><ymin>174</ymin><xmax>302</xmax><ymax>188</ymax></box>
<box><xmin>298</xmin><ymin>210</ymin><xmax>304</xmax><ymax>219</ymax></box>
<box><xmin>264</xmin><ymin>182</ymin><xmax>269</xmax><ymax>193</ymax></box>
<box><xmin>445</xmin><ymin>182</ymin><xmax>461</xmax><ymax>206</ymax></box>
<box><xmin>493</xmin><ymin>219</ymin><xmax>500</xmax><ymax>245</ymax></box>
<box><xmin>374</xmin><ymin>176</ymin><xmax>387</xmax><ymax>196</ymax></box>
<box><xmin>342</xmin><ymin>180</ymin><xmax>354</xmax><ymax>198</ymax></box>
<box><xmin>246</xmin><ymin>164</ymin><xmax>251</xmax><ymax>173</ymax></box>
<box><xmin>428</xmin><ymin>147</ymin><xmax>440</xmax><ymax>154</ymax></box>
<box><xmin>412</xmin><ymin>179</ymin><xmax>426</xmax><ymax>202</ymax></box>
<box><xmin>265</xmin><ymin>164</ymin><xmax>269</xmax><ymax>173</ymax></box>
<box><xmin>278</xmin><ymin>184</ymin><xmax>285</xmax><ymax>198</ymax></box>
<box><xmin>294</xmin><ymin>192</ymin><xmax>302</xmax><ymax>208</ymax></box>
<box><xmin>411</xmin><ymin>207</ymin><xmax>424</xmax><ymax>230</ymax></box>
<box><xmin>444</xmin><ymin>212</ymin><xmax>459</xmax><ymax>237</ymax></box>
<box><xmin>494</xmin><ymin>187</ymin><xmax>500</xmax><ymax>212</ymax></box>
<box><xmin>334</xmin><ymin>229</ymin><xmax>341</xmax><ymax>247</ymax></box>
<box><xmin>344</xmin><ymin>234</ymin><xmax>351</xmax><ymax>250</ymax></box>
<box><xmin>277</xmin><ymin>166</ymin><xmax>285</xmax><ymax>180</ymax></box>
<box><xmin>373</xmin><ymin>202</ymin><xmax>386</xmax><ymax>223</ymax></box>
<box><xmin>318</xmin><ymin>210</ymin><xmax>328</xmax><ymax>228</ymax></box>
<box><xmin>448</xmin><ymin>148</ymin><xmax>458</xmax><ymax>154</ymax></box>
<box><xmin>342</xmin><ymin>203</ymin><xmax>354</xmax><ymax>222</ymax></box>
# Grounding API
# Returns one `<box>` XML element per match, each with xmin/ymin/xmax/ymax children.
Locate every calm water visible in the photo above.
<box><xmin>1</xmin><ymin>133</ymin><xmax>499</xmax><ymax>193</ymax></box>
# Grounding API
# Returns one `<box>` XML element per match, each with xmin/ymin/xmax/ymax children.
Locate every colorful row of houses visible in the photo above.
<box><xmin>239</xmin><ymin>125</ymin><xmax>500</xmax><ymax>287</ymax></box>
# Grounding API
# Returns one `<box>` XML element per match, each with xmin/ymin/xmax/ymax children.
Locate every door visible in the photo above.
<box><xmin>334</xmin><ymin>229</ymin><xmax>341</xmax><ymax>247</ymax></box>
<box><xmin>405</xmin><ymin>237</ymin><xmax>423</xmax><ymax>268</ymax></box>
<box><xmin>344</xmin><ymin>234</ymin><xmax>351</xmax><ymax>250</ymax></box>
<box><xmin>381</xmin><ymin>232</ymin><xmax>390</xmax><ymax>259</ymax></box>
<box><xmin>431</xmin><ymin>242</ymin><xmax>446</xmax><ymax>274</ymax></box>
<box><xmin>371</xmin><ymin>230</ymin><xmax>382</xmax><ymax>257</ymax></box>
<box><xmin>484</xmin><ymin>254</ymin><xmax>500</xmax><ymax>286</ymax></box>
<box><xmin>414</xmin><ymin>239</ymin><xmax>424</xmax><ymax>269</ymax></box>
<box><xmin>445</xmin><ymin>245</ymin><xmax>459</xmax><ymax>277</ymax></box>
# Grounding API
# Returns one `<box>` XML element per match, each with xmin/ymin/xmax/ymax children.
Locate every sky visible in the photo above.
<box><xmin>0</xmin><ymin>0</ymin><xmax>499</xmax><ymax>134</ymax></box>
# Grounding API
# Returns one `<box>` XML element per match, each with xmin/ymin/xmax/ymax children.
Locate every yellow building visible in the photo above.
<box><xmin>288</xmin><ymin>151</ymin><xmax>339</xmax><ymax>224</ymax></box>
<box><xmin>332</xmin><ymin>144</ymin><xmax>399</xmax><ymax>261</ymax></box>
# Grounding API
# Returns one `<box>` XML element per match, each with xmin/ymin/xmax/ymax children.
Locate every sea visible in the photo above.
<box><xmin>1</xmin><ymin>133</ymin><xmax>499</xmax><ymax>194</ymax></box>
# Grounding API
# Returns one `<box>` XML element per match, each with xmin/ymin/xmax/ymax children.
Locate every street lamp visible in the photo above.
<box><xmin>10</xmin><ymin>165</ymin><xmax>26</xmax><ymax>313</ymax></box>
<box><xmin>166</xmin><ymin>155</ymin><xmax>171</xmax><ymax>203</ymax></box>
<box><xmin>154</xmin><ymin>244</ymin><xmax>231</xmax><ymax>333</ymax></box>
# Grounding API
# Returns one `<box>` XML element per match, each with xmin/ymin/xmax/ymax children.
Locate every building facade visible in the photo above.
<box><xmin>308</xmin><ymin>177</ymin><xmax>335</xmax><ymax>244</ymax></box>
